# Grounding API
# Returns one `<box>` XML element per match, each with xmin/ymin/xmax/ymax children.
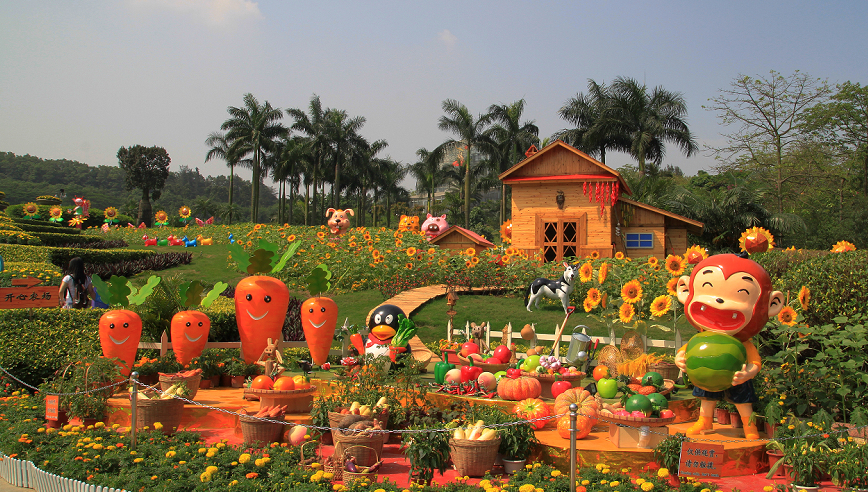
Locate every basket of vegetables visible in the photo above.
<box><xmin>159</xmin><ymin>368</ymin><xmax>202</xmax><ymax>401</ymax></box>
<box><xmin>449</xmin><ymin>420</ymin><xmax>501</xmax><ymax>477</ymax></box>
<box><xmin>240</xmin><ymin>405</ymin><xmax>287</xmax><ymax>444</ymax></box>
<box><xmin>342</xmin><ymin>445</ymin><xmax>384</xmax><ymax>485</ymax></box>
<box><xmin>131</xmin><ymin>383</ymin><xmax>187</xmax><ymax>435</ymax></box>
<box><xmin>333</xmin><ymin>415</ymin><xmax>387</xmax><ymax>468</ymax></box>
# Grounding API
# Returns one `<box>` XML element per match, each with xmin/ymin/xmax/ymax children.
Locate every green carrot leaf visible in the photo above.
<box><xmin>201</xmin><ymin>282</ymin><xmax>228</xmax><ymax>309</ymax></box>
<box><xmin>305</xmin><ymin>264</ymin><xmax>332</xmax><ymax>297</ymax></box>
<box><xmin>180</xmin><ymin>280</ymin><xmax>205</xmax><ymax>308</ymax></box>
<box><xmin>227</xmin><ymin>241</ymin><xmax>252</xmax><ymax>274</ymax></box>
<box><xmin>128</xmin><ymin>275</ymin><xmax>161</xmax><ymax>306</ymax></box>
<box><xmin>272</xmin><ymin>241</ymin><xmax>302</xmax><ymax>274</ymax></box>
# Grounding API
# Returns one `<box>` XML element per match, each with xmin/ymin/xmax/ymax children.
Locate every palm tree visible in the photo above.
<box><xmin>221</xmin><ymin>93</ymin><xmax>287</xmax><ymax>222</ymax></box>
<box><xmin>345</xmin><ymin>138</ymin><xmax>388</xmax><ymax>226</ymax></box>
<box><xmin>270</xmin><ymin>135</ymin><xmax>307</xmax><ymax>224</ymax></box>
<box><xmin>556</xmin><ymin>79</ymin><xmax>627</xmax><ymax>164</ymax></box>
<box><xmin>606</xmin><ymin>77</ymin><xmax>698</xmax><ymax>176</ymax></box>
<box><xmin>204</xmin><ymin>131</ymin><xmax>241</xmax><ymax>224</ymax></box>
<box><xmin>438</xmin><ymin>99</ymin><xmax>493</xmax><ymax>228</ymax></box>
<box><xmin>409</xmin><ymin>147</ymin><xmax>446</xmax><ymax>214</ymax></box>
<box><xmin>322</xmin><ymin>108</ymin><xmax>367</xmax><ymax>209</ymax></box>
<box><xmin>487</xmin><ymin>99</ymin><xmax>539</xmax><ymax>224</ymax></box>
<box><xmin>287</xmin><ymin>95</ymin><xmax>330</xmax><ymax>225</ymax></box>
<box><xmin>378</xmin><ymin>159</ymin><xmax>408</xmax><ymax>229</ymax></box>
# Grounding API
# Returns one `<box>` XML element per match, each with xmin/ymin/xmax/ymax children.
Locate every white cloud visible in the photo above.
<box><xmin>130</xmin><ymin>0</ymin><xmax>263</xmax><ymax>28</ymax></box>
<box><xmin>437</xmin><ymin>29</ymin><xmax>457</xmax><ymax>49</ymax></box>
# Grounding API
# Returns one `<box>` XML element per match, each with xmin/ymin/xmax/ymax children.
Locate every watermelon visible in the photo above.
<box><xmin>685</xmin><ymin>332</ymin><xmax>747</xmax><ymax>392</ymax></box>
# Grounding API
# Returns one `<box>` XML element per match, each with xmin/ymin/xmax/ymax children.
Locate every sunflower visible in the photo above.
<box><xmin>500</xmin><ymin>254</ymin><xmax>511</xmax><ymax>264</ymax></box>
<box><xmin>579</xmin><ymin>262</ymin><xmax>594</xmax><ymax>283</ymax></box>
<box><xmin>23</xmin><ymin>202</ymin><xmax>39</xmax><ymax>217</ymax></box>
<box><xmin>614</xmin><ymin>251</ymin><xmax>625</xmax><ymax>260</ymax></box>
<box><xmin>316</xmin><ymin>231</ymin><xmax>326</xmax><ymax>240</ymax></box>
<box><xmin>664</xmin><ymin>255</ymin><xmax>686</xmax><ymax>276</ymax></box>
<box><xmin>405</xmin><ymin>247</ymin><xmax>417</xmax><ymax>257</ymax></box>
<box><xmin>405</xmin><ymin>263</ymin><xmax>413</xmax><ymax>270</ymax></box>
<box><xmin>583</xmin><ymin>298</ymin><xmax>595</xmax><ymax>313</ymax></box>
<box><xmin>48</xmin><ymin>206</ymin><xmax>62</xmax><ymax>219</ymax></box>
<box><xmin>154</xmin><ymin>210</ymin><xmax>168</xmax><ymax>223</ymax></box>
<box><xmin>684</xmin><ymin>244</ymin><xmax>708</xmax><ymax>265</ymax></box>
<box><xmin>395</xmin><ymin>239</ymin><xmax>403</xmax><ymax>248</ymax></box>
<box><xmin>372</xmin><ymin>249</ymin><xmax>380</xmax><ymax>259</ymax></box>
<box><xmin>598</xmin><ymin>262</ymin><xmax>609</xmax><ymax>284</ymax></box>
<box><xmin>739</xmin><ymin>227</ymin><xmax>774</xmax><ymax>254</ymax></box>
<box><xmin>621</xmin><ymin>280</ymin><xmax>643</xmax><ymax>304</ymax></box>
<box><xmin>471</xmin><ymin>256</ymin><xmax>480</xmax><ymax>265</ymax></box>
<box><xmin>465</xmin><ymin>247</ymin><xmax>476</xmax><ymax>256</ymax></box>
<box><xmin>287</xmin><ymin>234</ymin><xmax>296</xmax><ymax>243</ymax></box>
<box><xmin>650</xmin><ymin>295</ymin><xmax>672</xmax><ymax>317</ymax></box>
<box><xmin>178</xmin><ymin>206</ymin><xmax>191</xmax><ymax>219</ymax></box>
<box><xmin>647</xmin><ymin>256</ymin><xmax>659</xmax><ymax>267</ymax></box>
<box><xmin>590</xmin><ymin>251</ymin><xmax>600</xmax><ymax>260</ymax></box>
<box><xmin>666</xmin><ymin>277</ymin><xmax>679</xmax><ymax>296</ymax></box>
<box><xmin>586</xmin><ymin>288</ymin><xmax>601</xmax><ymax>307</ymax></box>
<box><xmin>778</xmin><ymin>306</ymin><xmax>798</xmax><ymax>326</ymax></box>
<box><xmin>619</xmin><ymin>303</ymin><xmax>635</xmax><ymax>324</ymax></box>
<box><xmin>830</xmin><ymin>240</ymin><xmax>856</xmax><ymax>253</ymax></box>
<box><xmin>465</xmin><ymin>260</ymin><xmax>473</xmax><ymax>268</ymax></box>
<box><xmin>427</xmin><ymin>248</ymin><xmax>436</xmax><ymax>255</ymax></box>
<box><xmin>104</xmin><ymin>206</ymin><xmax>118</xmax><ymax>220</ymax></box>
<box><xmin>798</xmin><ymin>285</ymin><xmax>810</xmax><ymax>311</ymax></box>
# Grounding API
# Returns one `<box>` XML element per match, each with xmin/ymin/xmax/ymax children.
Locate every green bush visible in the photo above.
<box><xmin>754</xmin><ymin>250</ymin><xmax>868</xmax><ymax>327</ymax></box>
<box><xmin>0</xmin><ymin>243</ymin><xmax>156</xmax><ymax>268</ymax></box>
<box><xmin>0</xmin><ymin>244</ymin><xmax>52</xmax><ymax>263</ymax></box>
<box><xmin>30</xmin><ymin>232</ymin><xmax>105</xmax><ymax>246</ymax></box>
<box><xmin>0</xmin><ymin>261</ymin><xmax>64</xmax><ymax>286</ymax></box>
<box><xmin>0</xmin><ymin>229</ymin><xmax>41</xmax><ymax>245</ymax></box>
<box><xmin>13</xmin><ymin>221</ymin><xmax>77</xmax><ymax>234</ymax></box>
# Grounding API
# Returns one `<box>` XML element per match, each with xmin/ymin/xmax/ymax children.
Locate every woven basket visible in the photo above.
<box><xmin>449</xmin><ymin>437</ymin><xmax>501</xmax><ymax>477</ymax></box>
<box><xmin>647</xmin><ymin>362</ymin><xmax>680</xmax><ymax>381</ymax></box>
<box><xmin>323</xmin><ymin>456</ymin><xmax>343</xmax><ymax>481</ymax></box>
<box><xmin>244</xmin><ymin>386</ymin><xmax>317</xmax><ymax>413</ymax></box>
<box><xmin>457</xmin><ymin>354</ymin><xmax>509</xmax><ymax>373</ymax></box>
<box><xmin>159</xmin><ymin>373</ymin><xmax>201</xmax><ymax>400</ymax></box>
<box><xmin>240</xmin><ymin>415</ymin><xmax>285</xmax><ymax>445</ymax></box>
<box><xmin>521</xmin><ymin>371</ymin><xmax>585</xmax><ymax>399</ymax></box>
<box><xmin>342</xmin><ymin>445</ymin><xmax>380</xmax><ymax>485</ymax></box>
<box><xmin>333</xmin><ymin>415</ymin><xmax>386</xmax><ymax>468</ymax></box>
<box><xmin>135</xmin><ymin>397</ymin><xmax>185</xmax><ymax>434</ymax></box>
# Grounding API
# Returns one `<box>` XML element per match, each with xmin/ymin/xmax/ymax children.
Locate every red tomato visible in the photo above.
<box><xmin>251</xmin><ymin>375</ymin><xmax>274</xmax><ymax>390</ymax></box>
<box><xmin>592</xmin><ymin>365</ymin><xmax>610</xmax><ymax>381</ymax></box>
<box><xmin>273</xmin><ymin>376</ymin><xmax>295</xmax><ymax>391</ymax></box>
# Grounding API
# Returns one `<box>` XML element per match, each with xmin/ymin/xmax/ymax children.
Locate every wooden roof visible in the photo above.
<box><xmin>619</xmin><ymin>197</ymin><xmax>704</xmax><ymax>235</ymax></box>
<box><xmin>498</xmin><ymin>140</ymin><xmax>633</xmax><ymax>196</ymax></box>
<box><xmin>429</xmin><ymin>226</ymin><xmax>495</xmax><ymax>248</ymax></box>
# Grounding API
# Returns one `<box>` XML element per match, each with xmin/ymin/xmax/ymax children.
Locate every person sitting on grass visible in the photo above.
<box><xmin>58</xmin><ymin>257</ymin><xmax>97</xmax><ymax>309</ymax></box>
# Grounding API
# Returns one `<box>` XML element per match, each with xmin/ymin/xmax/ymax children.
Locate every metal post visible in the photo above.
<box><xmin>130</xmin><ymin>371</ymin><xmax>138</xmax><ymax>451</ymax></box>
<box><xmin>569</xmin><ymin>403</ymin><xmax>577</xmax><ymax>492</ymax></box>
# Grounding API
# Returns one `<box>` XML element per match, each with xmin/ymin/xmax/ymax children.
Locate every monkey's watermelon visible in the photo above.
<box><xmin>685</xmin><ymin>332</ymin><xmax>747</xmax><ymax>392</ymax></box>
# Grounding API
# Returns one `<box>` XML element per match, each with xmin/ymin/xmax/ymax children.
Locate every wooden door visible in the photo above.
<box><xmin>538</xmin><ymin>215</ymin><xmax>586</xmax><ymax>262</ymax></box>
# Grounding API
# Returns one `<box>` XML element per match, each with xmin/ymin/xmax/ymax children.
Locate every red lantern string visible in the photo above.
<box><xmin>612</xmin><ymin>183</ymin><xmax>619</xmax><ymax>206</ymax></box>
<box><xmin>583</xmin><ymin>182</ymin><xmax>587</xmax><ymax>197</ymax></box>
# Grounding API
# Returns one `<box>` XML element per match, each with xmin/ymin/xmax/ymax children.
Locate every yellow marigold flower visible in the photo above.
<box><xmin>641</xmin><ymin>482</ymin><xmax>655</xmax><ymax>491</ymax></box>
<box><xmin>200</xmin><ymin>472</ymin><xmax>212</xmax><ymax>482</ymax></box>
<box><xmin>650</xmin><ymin>295</ymin><xmax>672</xmax><ymax>317</ymax></box>
<box><xmin>519</xmin><ymin>485</ymin><xmax>536</xmax><ymax>492</ymax></box>
<box><xmin>134</xmin><ymin>457</ymin><xmax>143</xmax><ymax>463</ymax></box>
<box><xmin>664</xmin><ymin>254</ymin><xmax>686</xmax><ymax>276</ymax></box>
<box><xmin>657</xmin><ymin>468</ymin><xmax>670</xmax><ymax>478</ymax></box>
<box><xmin>764</xmin><ymin>486</ymin><xmax>775</xmax><ymax>492</ymax></box>
<box><xmin>165</xmin><ymin>451</ymin><xmax>176</xmax><ymax>458</ymax></box>
<box><xmin>610</xmin><ymin>481</ymin><xmax>620</xmax><ymax>487</ymax></box>
<box><xmin>636</xmin><ymin>478</ymin><xmax>645</xmax><ymax>485</ymax></box>
<box><xmin>239</xmin><ymin>453</ymin><xmax>251</xmax><ymax>464</ymax></box>
<box><xmin>598</xmin><ymin>262</ymin><xmax>609</xmax><ymax>283</ymax></box>
<box><xmin>799</xmin><ymin>285</ymin><xmax>810</xmax><ymax>311</ymax></box>
<box><xmin>621</xmin><ymin>279</ymin><xmax>642</xmax><ymax>304</ymax></box>
<box><xmin>206</xmin><ymin>465</ymin><xmax>219</xmax><ymax>474</ymax></box>
<box><xmin>778</xmin><ymin>306</ymin><xmax>798</xmax><ymax>326</ymax></box>
<box><xmin>551</xmin><ymin>470</ymin><xmax>561</xmax><ymax>477</ymax></box>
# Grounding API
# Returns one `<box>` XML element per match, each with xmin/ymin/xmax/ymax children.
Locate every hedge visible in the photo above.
<box><xmin>0</xmin><ymin>244</ymin><xmax>156</xmax><ymax>267</ymax></box>
<box><xmin>29</xmin><ymin>232</ymin><xmax>104</xmax><ymax>246</ymax></box>
<box><xmin>754</xmin><ymin>249</ymin><xmax>868</xmax><ymax>327</ymax></box>
<box><xmin>13</xmin><ymin>221</ymin><xmax>79</xmax><ymax>234</ymax></box>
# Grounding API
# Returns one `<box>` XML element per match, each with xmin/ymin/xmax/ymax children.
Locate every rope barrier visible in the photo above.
<box><xmin>2</xmin><ymin>364</ymin><xmax>866</xmax><ymax>442</ymax></box>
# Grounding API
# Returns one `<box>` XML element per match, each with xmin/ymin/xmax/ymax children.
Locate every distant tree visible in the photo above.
<box><xmin>409</xmin><ymin>147</ymin><xmax>446</xmax><ymax>214</ymax></box>
<box><xmin>287</xmin><ymin>95</ymin><xmax>330</xmax><ymax>225</ymax></box>
<box><xmin>117</xmin><ymin>145</ymin><xmax>171</xmax><ymax>228</ymax></box>
<box><xmin>706</xmin><ymin>70</ymin><xmax>831</xmax><ymax>212</ymax></box>
<box><xmin>487</xmin><ymin>99</ymin><xmax>539</xmax><ymax>225</ymax></box>
<box><xmin>205</xmin><ymin>131</ymin><xmax>242</xmax><ymax>224</ymax></box>
<box><xmin>555</xmin><ymin>79</ymin><xmax>627</xmax><ymax>164</ymax></box>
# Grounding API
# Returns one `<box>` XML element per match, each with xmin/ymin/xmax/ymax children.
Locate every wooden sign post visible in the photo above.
<box><xmin>0</xmin><ymin>277</ymin><xmax>57</xmax><ymax>309</ymax></box>
<box><xmin>678</xmin><ymin>441</ymin><xmax>725</xmax><ymax>479</ymax></box>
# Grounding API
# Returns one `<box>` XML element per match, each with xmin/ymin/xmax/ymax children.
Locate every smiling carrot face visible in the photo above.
<box><xmin>99</xmin><ymin>309</ymin><xmax>143</xmax><ymax>376</ymax></box>
<box><xmin>235</xmin><ymin>276</ymin><xmax>290</xmax><ymax>363</ymax></box>
<box><xmin>171</xmin><ymin>310</ymin><xmax>211</xmax><ymax>366</ymax></box>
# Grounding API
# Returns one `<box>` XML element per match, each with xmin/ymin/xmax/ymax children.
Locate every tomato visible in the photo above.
<box><xmin>251</xmin><ymin>375</ymin><xmax>274</xmax><ymax>390</ymax></box>
<box><xmin>592</xmin><ymin>365</ymin><xmax>610</xmax><ymax>381</ymax></box>
<box><xmin>273</xmin><ymin>376</ymin><xmax>295</xmax><ymax>391</ymax></box>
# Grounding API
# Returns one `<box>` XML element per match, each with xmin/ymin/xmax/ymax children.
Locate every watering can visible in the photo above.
<box><xmin>565</xmin><ymin>326</ymin><xmax>592</xmax><ymax>365</ymax></box>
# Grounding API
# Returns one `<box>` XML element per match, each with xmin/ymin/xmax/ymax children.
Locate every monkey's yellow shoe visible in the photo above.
<box><xmin>686</xmin><ymin>416</ymin><xmax>714</xmax><ymax>435</ymax></box>
<box><xmin>742</xmin><ymin>417</ymin><xmax>760</xmax><ymax>439</ymax></box>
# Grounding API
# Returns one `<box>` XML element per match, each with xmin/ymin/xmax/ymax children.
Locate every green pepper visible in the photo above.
<box><xmin>435</xmin><ymin>351</ymin><xmax>456</xmax><ymax>384</ymax></box>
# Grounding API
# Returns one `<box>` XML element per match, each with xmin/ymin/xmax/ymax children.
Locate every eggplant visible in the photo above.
<box><xmin>345</xmin><ymin>459</ymin><xmax>358</xmax><ymax>473</ymax></box>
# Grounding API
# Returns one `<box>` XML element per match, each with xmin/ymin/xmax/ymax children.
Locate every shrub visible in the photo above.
<box><xmin>0</xmin><ymin>261</ymin><xmax>64</xmax><ymax>286</ymax></box>
<box><xmin>13</xmin><ymin>221</ymin><xmax>79</xmax><ymax>234</ymax></box>
<box><xmin>0</xmin><ymin>228</ymin><xmax>41</xmax><ymax>245</ymax></box>
<box><xmin>30</xmin><ymin>232</ymin><xmax>105</xmax><ymax>246</ymax></box>
<box><xmin>85</xmin><ymin>251</ymin><xmax>192</xmax><ymax>278</ymax></box>
<box><xmin>0</xmin><ymin>243</ymin><xmax>158</xmax><ymax>268</ymax></box>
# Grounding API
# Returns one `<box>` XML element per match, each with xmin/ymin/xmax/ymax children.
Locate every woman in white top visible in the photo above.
<box><xmin>58</xmin><ymin>257</ymin><xmax>96</xmax><ymax>309</ymax></box>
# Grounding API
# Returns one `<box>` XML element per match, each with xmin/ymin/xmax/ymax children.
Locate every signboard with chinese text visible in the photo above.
<box><xmin>45</xmin><ymin>395</ymin><xmax>60</xmax><ymax>420</ymax></box>
<box><xmin>678</xmin><ymin>442</ymin><xmax>725</xmax><ymax>478</ymax></box>
<box><xmin>0</xmin><ymin>277</ymin><xmax>57</xmax><ymax>308</ymax></box>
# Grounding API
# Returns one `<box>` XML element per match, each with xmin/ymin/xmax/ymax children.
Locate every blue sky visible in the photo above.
<box><xmin>2</xmin><ymin>1</ymin><xmax>866</xmax><ymax>188</ymax></box>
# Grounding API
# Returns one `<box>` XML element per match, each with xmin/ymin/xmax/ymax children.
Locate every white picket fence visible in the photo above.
<box><xmin>137</xmin><ymin>328</ymin><xmax>351</xmax><ymax>358</ymax></box>
<box><xmin>0</xmin><ymin>452</ymin><xmax>127</xmax><ymax>492</ymax></box>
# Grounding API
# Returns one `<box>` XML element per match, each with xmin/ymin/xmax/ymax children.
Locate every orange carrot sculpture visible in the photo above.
<box><xmin>228</xmin><ymin>239</ymin><xmax>301</xmax><ymax>363</ymax></box>
<box><xmin>300</xmin><ymin>264</ymin><xmax>338</xmax><ymax>366</ymax></box>
<box><xmin>170</xmin><ymin>281</ymin><xmax>227</xmax><ymax>366</ymax></box>
<box><xmin>92</xmin><ymin>275</ymin><xmax>161</xmax><ymax>376</ymax></box>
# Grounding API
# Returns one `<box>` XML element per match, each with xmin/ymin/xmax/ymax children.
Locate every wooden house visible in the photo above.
<box><xmin>429</xmin><ymin>225</ymin><xmax>495</xmax><ymax>255</ymax></box>
<box><xmin>498</xmin><ymin>140</ymin><xmax>703</xmax><ymax>261</ymax></box>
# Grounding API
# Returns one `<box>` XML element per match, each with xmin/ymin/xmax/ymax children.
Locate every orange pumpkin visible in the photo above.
<box><xmin>553</xmin><ymin>387</ymin><xmax>599</xmax><ymax>419</ymax></box>
<box><xmin>170</xmin><ymin>310</ymin><xmax>211</xmax><ymax>366</ymax></box>
<box><xmin>99</xmin><ymin>309</ymin><xmax>143</xmax><ymax>376</ymax></box>
<box><xmin>513</xmin><ymin>398</ymin><xmax>551</xmax><ymax>430</ymax></box>
<box><xmin>497</xmin><ymin>376</ymin><xmax>542</xmax><ymax>401</ymax></box>
<box><xmin>556</xmin><ymin>414</ymin><xmax>595</xmax><ymax>440</ymax></box>
<box><xmin>251</xmin><ymin>375</ymin><xmax>274</xmax><ymax>390</ymax></box>
<box><xmin>235</xmin><ymin>276</ymin><xmax>290</xmax><ymax>363</ymax></box>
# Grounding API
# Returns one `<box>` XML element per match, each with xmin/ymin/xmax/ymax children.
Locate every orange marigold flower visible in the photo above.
<box><xmin>579</xmin><ymin>262</ymin><xmax>594</xmax><ymax>283</ymax></box>
<box><xmin>621</xmin><ymin>280</ymin><xmax>643</xmax><ymax>304</ymax></box>
<box><xmin>619</xmin><ymin>303</ymin><xmax>635</xmax><ymax>324</ymax></box>
<box><xmin>245</xmin><ymin>472</ymin><xmax>259</xmax><ymax>479</ymax></box>
<box><xmin>798</xmin><ymin>285</ymin><xmax>810</xmax><ymax>312</ymax></box>
<box><xmin>650</xmin><ymin>295</ymin><xmax>672</xmax><ymax>317</ymax></box>
<box><xmin>778</xmin><ymin>306</ymin><xmax>798</xmax><ymax>326</ymax></box>
<box><xmin>664</xmin><ymin>254</ymin><xmax>686</xmax><ymax>276</ymax></box>
<box><xmin>666</xmin><ymin>277</ymin><xmax>679</xmax><ymax>296</ymax></box>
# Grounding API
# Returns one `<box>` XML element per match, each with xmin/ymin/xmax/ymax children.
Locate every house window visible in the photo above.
<box><xmin>625</xmin><ymin>232</ymin><xmax>653</xmax><ymax>248</ymax></box>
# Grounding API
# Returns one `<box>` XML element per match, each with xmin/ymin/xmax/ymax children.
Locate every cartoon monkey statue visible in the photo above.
<box><xmin>674</xmin><ymin>254</ymin><xmax>784</xmax><ymax>439</ymax></box>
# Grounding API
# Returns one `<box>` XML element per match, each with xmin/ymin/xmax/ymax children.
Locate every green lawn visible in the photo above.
<box><xmin>133</xmin><ymin>244</ymin><xmax>246</xmax><ymax>287</ymax></box>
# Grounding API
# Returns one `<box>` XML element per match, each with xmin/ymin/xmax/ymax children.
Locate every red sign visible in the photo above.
<box><xmin>0</xmin><ymin>277</ymin><xmax>57</xmax><ymax>309</ymax></box>
<box><xmin>45</xmin><ymin>395</ymin><xmax>60</xmax><ymax>420</ymax></box>
<box><xmin>678</xmin><ymin>442</ymin><xmax>725</xmax><ymax>478</ymax></box>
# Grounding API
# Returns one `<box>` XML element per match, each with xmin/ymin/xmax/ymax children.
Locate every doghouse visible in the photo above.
<box><xmin>498</xmin><ymin>140</ymin><xmax>703</xmax><ymax>261</ymax></box>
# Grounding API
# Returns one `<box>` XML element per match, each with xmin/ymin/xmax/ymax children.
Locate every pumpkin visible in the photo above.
<box><xmin>513</xmin><ymin>398</ymin><xmax>551</xmax><ymax>430</ymax></box>
<box><xmin>99</xmin><ymin>309</ymin><xmax>143</xmax><ymax>376</ymax></box>
<box><xmin>556</xmin><ymin>414</ymin><xmax>595</xmax><ymax>440</ymax></box>
<box><xmin>170</xmin><ymin>310</ymin><xmax>211</xmax><ymax>366</ymax></box>
<box><xmin>553</xmin><ymin>388</ymin><xmax>599</xmax><ymax>420</ymax></box>
<box><xmin>497</xmin><ymin>376</ymin><xmax>542</xmax><ymax>401</ymax></box>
